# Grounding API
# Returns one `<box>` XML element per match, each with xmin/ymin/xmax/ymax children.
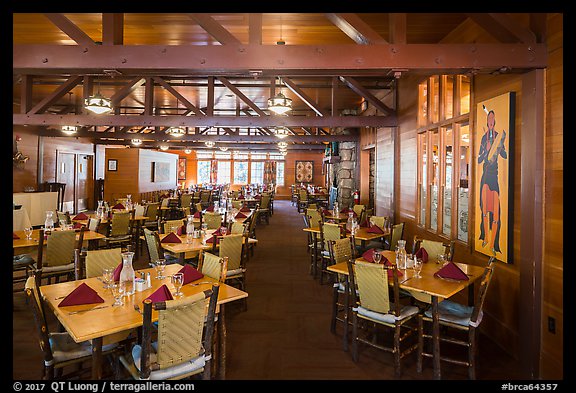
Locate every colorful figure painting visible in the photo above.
<box><xmin>474</xmin><ymin>92</ymin><xmax>515</xmax><ymax>263</ymax></box>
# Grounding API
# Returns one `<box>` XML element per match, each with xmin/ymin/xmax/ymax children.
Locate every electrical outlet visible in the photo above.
<box><xmin>548</xmin><ymin>316</ymin><xmax>556</xmax><ymax>334</ymax></box>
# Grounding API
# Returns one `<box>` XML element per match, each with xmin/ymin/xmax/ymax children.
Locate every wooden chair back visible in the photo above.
<box><xmin>369</xmin><ymin>215</ymin><xmax>387</xmax><ymax>229</ymax></box>
<box><xmin>203</xmin><ymin>213</ymin><xmax>222</xmax><ymax>230</ymax></box>
<box><xmin>389</xmin><ymin>222</ymin><xmax>405</xmax><ymax>250</ymax></box>
<box><xmin>412</xmin><ymin>236</ymin><xmax>455</xmax><ymax>262</ymax></box>
<box><xmin>163</xmin><ymin>219</ymin><xmax>184</xmax><ymax>234</ymax></box>
<box><xmin>144</xmin><ymin>228</ymin><xmax>163</xmax><ymax>264</ymax></box>
<box><xmin>219</xmin><ymin>234</ymin><xmax>243</xmax><ymax>272</ymax></box>
<box><xmin>180</xmin><ymin>194</ymin><xmax>193</xmax><ymax>210</ymax></box>
<box><xmin>470</xmin><ymin>257</ymin><xmax>496</xmax><ymax>325</ymax></box>
<box><xmin>24</xmin><ymin>274</ymin><xmax>53</xmax><ymax>366</ymax></box>
<box><xmin>87</xmin><ymin>217</ymin><xmax>101</xmax><ymax>232</ymax></box>
<box><xmin>328</xmin><ymin>237</ymin><xmax>355</xmax><ymax>265</ymax></box>
<box><xmin>45</xmin><ymin>229</ymin><xmax>78</xmax><ymax>267</ymax></box>
<box><xmin>57</xmin><ymin>211</ymin><xmax>71</xmax><ymax>226</ymax></box>
<box><xmin>306</xmin><ymin>208</ymin><xmax>322</xmax><ymax>227</ymax></box>
<box><xmin>109</xmin><ymin>210</ymin><xmax>133</xmax><ymax>237</ymax></box>
<box><xmin>85</xmin><ymin>248</ymin><xmax>122</xmax><ymax>278</ymax></box>
<box><xmin>198</xmin><ymin>252</ymin><xmax>228</xmax><ymax>282</ymax></box>
<box><xmin>321</xmin><ymin>222</ymin><xmax>342</xmax><ymax>251</ymax></box>
<box><xmin>144</xmin><ymin>203</ymin><xmax>160</xmax><ymax>222</ymax></box>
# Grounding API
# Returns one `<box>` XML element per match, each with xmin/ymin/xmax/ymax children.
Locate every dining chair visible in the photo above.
<box><xmin>412</xmin><ymin>235</ymin><xmax>455</xmax><ymax>263</ymax></box>
<box><xmin>297</xmin><ymin>189</ymin><xmax>309</xmax><ymax>213</ymax></box>
<box><xmin>230</xmin><ymin>221</ymin><xmax>247</xmax><ymax>235</ymax></box>
<box><xmin>384</xmin><ymin>222</ymin><xmax>405</xmax><ymax>251</ymax></box>
<box><xmin>56</xmin><ymin>211</ymin><xmax>71</xmax><ymax>227</ymax></box>
<box><xmin>87</xmin><ymin>217</ymin><xmax>101</xmax><ymax>233</ymax></box>
<box><xmin>203</xmin><ymin>212</ymin><xmax>222</xmax><ymax>230</ymax></box>
<box><xmin>347</xmin><ymin>259</ymin><xmax>419</xmax><ymax>377</ymax></box>
<box><xmin>143</xmin><ymin>228</ymin><xmax>179</xmax><ymax>266</ymax></box>
<box><xmin>290</xmin><ymin>185</ymin><xmax>299</xmax><ymax>207</ymax></box>
<box><xmin>162</xmin><ymin>219</ymin><xmax>185</xmax><ymax>235</ymax></box>
<box><xmin>35</xmin><ymin>228</ymin><xmax>85</xmax><ymax>285</ymax></box>
<box><xmin>318</xmin><ymin>222</ymin><xmax>343</xmax><ymax>284</ymax></box>
<box><xmin>352</xmin><ymin>204</ymin><xmax>366</xmax><ymax>225</ymax></box>
<box><xmin>103</xmin><ymin>210</ymin><xmax>135</xmax><ymax>250</ymax></box>
<box><xmin>83</xmin><ymin>247</ymin><xmax>123</xmax><ymax>279</ymax></box>
<box><xmin>133</xmin><ymin>204</ymin><xmax>146</xmax><ymax>218</ymax></box>
<box><xmin>142</xmin><ymin>202</ymin><xmax>160</xmax><ymax>231</ymax></box>
<box><xmin>306</xmin><ymin>208</ymin><xmax>322</xmax><ymax>228</ymax></box>
<box><xmin>180</xmin><ymin>193</ymin><xmax>193</xmax><ymax>211</ymax></box>
<box><xmin>25</xmin><ymin>273</ymin><xmax>120</xmax><ymax>379</ymax></box>
<box><xmin>119</xmin><ymin>284</ymin><xmax>220</xmax><ymax>380</ymax></box>
<box><xmin>197</xmin><ymin>252</ymin><xmax>228</xmax><ymax>283</ymax></box>
<box><xmin>417</xmin><ymin>257</ymin><xmax>496</xmax><ymax>379</ymax></box>
<box><xmin>231</xmin><ymin>200</ymin><xmax>244</xmax><ymax>210</ymax></box>
<box><xmin>328</xmin><ymin>237</ymin><xmax>356</xmax><ymax>348</ymax></box>
<box><xmin>200</xmin><ymin>191</ymin><xmax>211</xmax><ymax>209</ymax></box>
<box><xmin>256</xmin><ymin>193</ymin><xmax>272</xmax><ymax>225</ymax></box>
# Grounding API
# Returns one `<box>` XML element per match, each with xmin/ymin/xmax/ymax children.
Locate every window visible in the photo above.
<box><xmin>417</xmin><ymin>74</ymin><xmax>471</xmax><ymax>243</ymax></box>
<box><xmin>276</xmin><ymin>161</ymin><xmax>285</xmax><ymax>186</ymax></box>
<box><xmin>251</xmin><ymin>161</ymin><xmax>264</xmax><ymax>184</ymax></box>
<box><xmin>217</xmin><ymin>161</ymin><xmax>231</xmax><ymax>184</ymax></box>
<box><xmin>233</xmin><ymin>161</ymin><xmax>248</xmax><ymax>184</ymax></box>
<box><xmin>197</xmin><ymin>161</ymin><xmax>211</xmax><ymax>184</ymax></box>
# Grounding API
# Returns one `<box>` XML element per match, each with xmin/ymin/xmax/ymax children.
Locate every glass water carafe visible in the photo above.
<box><xmin>119</xmin><ymin>251</ymin><xmax>136</xmax><ymax>296</ymax></box>
<box><xmin>44</xmin><ymin>211</ymin><xmax>55</xmax><ymax>234</ymax></box>
<box><xmin>97</xmin><ymin>200</ymin><xmax>104</xmax><ymax>218</ymax></box>
<box><xmin>186</xmin><ymin>215</ymin><xmax>195</xmax><ymax>243</ymax></box>
<box><xmin>396</xmin><ymin>239</ymin><xmax>408</xmax><ymax>269</ymax></box>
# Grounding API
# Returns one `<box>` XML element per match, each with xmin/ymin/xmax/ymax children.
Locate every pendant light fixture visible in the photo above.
<box><xmin>159</xmin><ymin>145</ymin><xmax>169</xmax><ymax>151</ymax></box>
<box><xmin>62</xmin><ymin>93</ymin><xmax>78</xmax><ymax>134</ymax></box>
<box><xmin>267</xmin><ymin>77</ymin><xmax>292</xmax><ymax>115</ymax></box>
<box><xmin>166</xmin><ymin>96</ymin><xmax>186</xmax><ymax>137</ymax></box>
<box><xmin>205</xmin><ymin>141</ymin><xmax>215</xmax><ymax>148</ymax></box>
<box><xmin>277</xmin><ymin>141</ymin><xmax>288</xmax><ymax>150</ymax></box>
<box><xmin>219</xmin><ymin>146</ymin><xmax>229</xmax><ymax>152</ymax></box>
<box><xmin>184</xmin><ymin>148</ymin><xmax>192</xmax><ymax>154</ymax></box>
<box><xmin>84</xmin><ymin>79</ymin><xmax>112</xmax><ymax>114</ymax></box>
<box><xmin>131</xmin><ymin>139</ymin><xmax>142</xmax><ymax>146</ymax></box>
<box><xmin>273</xmin><ymin>126</ymin><xmax>290</xmax><ymax>139</ymax></box>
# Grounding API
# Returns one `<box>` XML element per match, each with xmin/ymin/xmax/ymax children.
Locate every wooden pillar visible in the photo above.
<box><xmin>519</xmin><ymin>69</ymin><xmax>544</xmax><ymax>378</ymax></box>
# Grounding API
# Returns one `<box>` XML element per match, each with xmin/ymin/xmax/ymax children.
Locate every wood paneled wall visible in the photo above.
<box><xmin>281</xmin><ymin>151</ymin><xmax>325</xmax><ymax>198</ymax></box>
<box><xmin>12</xmin><ymin>127</ymin><xmax>40</xmax><ymax>192</ymax></box>
<box><xmin>103</xmin><ymin>148</ymin><xmax>140</xmax><ymax>203</ymax></box>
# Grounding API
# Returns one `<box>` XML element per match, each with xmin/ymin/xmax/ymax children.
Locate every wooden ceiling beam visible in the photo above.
<box><xmin>389</xmin><ymin>13</ymin><xmax>407</xmax><ymax>44</ymax></box>
<box><xmin>14</xmin><ymin>113</ymin><xmax>396</xmax><ymax>128</ymax></box>
<box><xmin>153</xmin><ymin>77</ymin><xmax>206</xmax><ymax>116</ymax></box>
<box><xmin>467</xmin><ymin>13</ymin><xmax>536</xmax><ymax>44</ymax></box>
<box><xmin>102</xmin><ymin>13</ymin><xmax>124</xmax><ymax>46</ymax></box>
<box><xmin>43</xmin><ymin>13</ymin><xmax>95</xmax><ymax>46</ymax></box>
<box><xmin>110</xmin><ymin>77</ymin><xmax>146</xmax><ymax>105</ymax></box>
<box><xmin>187</xmin><ymin>14</ymin><xmax>242</xmax><ymax>45</ymax></box>
<box><xmin>249</xmin><ymin>13</ymin><xmax>262</xmax><ymax>45</ymax></box>
<box><xmin>91</xmin><ymin>140</ymin><xmax>327</xmax><ymax>151</ymax></box>
<box><xmin>14</xmin><ymin>43</ymin><xmax>547</xmax><ymax>73</ymax></box>
<box><xmin>27</xmin><ymin>75</ymin><xmax>83</xmax><ymax>114</ymax></box>
<box><xmin>325</xmin><ymin>13</ymin><xmax>388</xmax><ymax>45</ymax></box>
<box><xmin>339</xmin><ymin>76</ymin><xmax>394</xmax><ymax>115</ymax></box>
<box><xmin>282</xmin><ymin>77</ymin><xmax>329</xmax><ymax>117</ymax></box>
<box><xmin>218</xmin><ymin>76</ymin><xmax>267</xmax><ymax>116</ymax></box>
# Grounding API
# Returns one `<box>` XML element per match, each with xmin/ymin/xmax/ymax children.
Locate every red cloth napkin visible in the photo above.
<box><xmin>238</xmin><ymin>195</ymin><xmax>245</xmax><ymax>200</ymax></box>
<box><xmin>112</xmin><ymin>262</ymin><xmax>123</xmax><ymax>282</ymax></box>
<box><xmin>112</xmin><ymin>203</ymin><xmax>125</xmax><ymax>210</ymax></box>
<box><xmin>362</xmin><ymin>248</ymin><xmax>376</xmax><ymax>262</ymax></box>
<box><xmin>161</xmin><ymin>232</ymin><xmax>182</xmax><ymax>243</ymax></box>
<box><xmin>235</xmin><ymin>212</ymin><xmax>247</xmax><ymax>219</ymax></box>
<box><xmin>359</xmin><ymin>219</ymin><xmax>369</xmax><ymax>228</ymax></box>
<box><xmin>13</xmin><ymin>232</ymin><xmax>20</xmax><ymax>239</ymax></box>
<box><xmin>255</xmin><ymin>195</ymin><xmax>261</xmax><ymax>200</ymax></box>
<box><xmin>322</xmin><ymin>209</ymin><xmax>331</xmax><ymax>216</ymax></box>
<box><xmin>383</xmin><ymin>259</ymin><xmax>402</xmax><ymax>277</ymax></box>
<box><xmin>176</xmin><ymin>225</ymin><xmax>186</xmax><ymax>236</ymax></box>
<box><xmin>58</xmin><ymin>283</ymin><xmax>105</xmax><ymax>307</ymax></box>
<box><xmin>415</xmin><ymin>247</ymin><xmax>429</xmax><ymax>263</ymax></box>
<box><xmin>145</xmin><ymin>284</ymin><xmax>174</xmax><ymax>303</ymax></box>
<box><xmin>205</xmin><ymin>206</ymin><xmax>214</xmax><ymax>212</ymax></box>
<box><xmin>206</xmin><ymin>236</ymin><xmax>220</xmax><ymax>245</ymax></box>
<box><xmin>193</xmin><ymin>211</ymin><xmax>201</xmax><ymax>218</ymax></box>
<box><xmin>178</xmin><ymin>264</ymin><xmax>204</xmax><ymax>285</ymax></box>
<box><xmin>73</xmin><ymin>222</ymin><xmax>83</xmax><ymax>229</ymax></box>
<box><xmin>73</xmin><ymin>212</ymin><xmax>89</xmax><ymax>220</ymax></box>
<box><xmin>367</xmin><ymin>225</ymin><xmax>384</xmax><ymax>234</ymax></box>
<box><xmin>434</xmin><ymin>262</ymin><xmax>469</xmax><ymax>281</ymax></box>
<box><xmin>240</xmin><ymin>207</ymin><xmax>250</xmax><ymax>212</ymax></box>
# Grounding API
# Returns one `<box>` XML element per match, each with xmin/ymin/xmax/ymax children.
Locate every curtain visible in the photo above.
<box><xmin>263</xmin><ymin>160</ymin><xmax>277</xmax><ymax>185</ymax></box>
<box><xmin>210</xmin><ymin>159</ymin><xmax>218</xmax><ymax>184</ymax></box>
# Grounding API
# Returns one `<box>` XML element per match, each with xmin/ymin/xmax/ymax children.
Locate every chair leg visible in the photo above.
<box><xmin>351</xmin><ymin>313</ymin><xmax>359</xmax><ymax>362</ymax></box>
<box><xmin>417</xmin><ymin>315</ymin><xmax>423</xmax><ymax>373</ymax></box>
<box><xmin>330</xmin><ymin>285</ymin><xmax>339</xmax><ymax>334</ymax></box>
<box><xmin>394</xmin><ymin>325</ymin><xmax>401</xmax><ymax>377</ymax></box>
<box><xmin>468</xmin><ymin>327</ymin><xmax>477</xmax><ymax>380</ymax></box>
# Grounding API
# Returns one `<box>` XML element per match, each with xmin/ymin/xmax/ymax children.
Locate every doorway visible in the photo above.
<box><xmin>56</xmin><ymin>151</ymin><xmax>94</xmax><ymax>214</ymax></box>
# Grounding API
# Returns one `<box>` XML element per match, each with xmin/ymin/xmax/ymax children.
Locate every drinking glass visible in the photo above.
<box><xmin>220</xmin><ymin>227</ymin><xmax>228</xmax><ymax>236</ymax></box>
<box><xmin>109</xmin><ymin>283</ymin><xmax>124</xmax><ymax>306</ymax></box>
<box><xmin>24</xmin><ymin>226</ymin><xmax>33</xmax><ymax>240</ymax></box>
<box><xmin>413</xmin><ymin>258</ymin><xmax>423</xmax><ymax>278</ymax></box>
<box><xmin>155</xmin><ymin>259</ymin><xmax>166</xmax><ymax>280</ymax></box>
<box><xmin>171</xmin><ymin>273</ymin><xmax>184</xmax><ymax>297</ymax></box>
<box><xmin>102</xmin><ymin>268</ymin><xmax>114</xmax><ymax>289</ymax></box>
<box><xmin>437</xmin><ymin>254</ymin><xmax>447</xmax><ymax>265</ymax></box>
<box><xmin>373</xmin><ymin>250</ymin><xmax>382</xmax><ymax>264</ymax></box>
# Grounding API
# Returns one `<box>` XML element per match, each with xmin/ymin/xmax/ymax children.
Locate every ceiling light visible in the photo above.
<box><xmin>159</xmin><ymin>145</ymin><xmax>169</xmax><ymax>151</ymax></box>
<box><xmin>61</xmin><ymin>125</ymin><xmax>78</xmax><ymax>135</ymax></box>
<box><xmin>184</xmin><ymin>149</ymin><xmax>192</xmax><ymax>154</ymax></box>
<box><xmin>131</xmin><ymin>139</ymin><xmax>142</xmax><ymax>146</ymax></box>
<box><xmin>84</xmin><ymin>92</ymin><xmax>112</xmax><ymax>114</ymax></box>
<box><xmin>280</xmin><ymin>150</ymin><xmax>288</xmax><ymax>156</ymax></box>
<box><xmin>219</xmin><ymin>146</ymin><xmax>229</xmax><ymax>152</ymax></box>
<box><xmin>273</xmin><ymin>126</ymin><xmax>290</xmax><ymax>139</ymax></box>
<box><xmin>205</xmin><ymin>141</ymin><xmax>215</xmax><ymax>148</ymax></box>
<box><xmin>267</xmin><ymin>92</ymin><xmax>292</xmax><ymax>115</ymax></box>
<box><xmin>277</xmin><ymin>141</ymin><xmax>288</xmax><ymax>149</ymax></box>
<box><xmin>166</xmin><ymin>126</ymin><xmax>186</xmax><ymax>137</ymax></box>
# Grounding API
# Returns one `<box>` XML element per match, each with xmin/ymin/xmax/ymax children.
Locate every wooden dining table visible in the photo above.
<box><xmin>40</xmin><ymin>263</ymin><xmax>248</xmax><ymax>379</ymax></box>
<box><xmin>13</xmin><ymin>228</ymin><xmax>106</xmax><ymax>254</ymax></box>
<box><xmin>327</xmin><ymin>254</ymin><xmax>485</xmax><ymax>380</ymax></box>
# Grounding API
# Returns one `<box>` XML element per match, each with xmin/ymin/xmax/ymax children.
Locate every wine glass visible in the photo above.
<box><xmin>413</xmin><ymin>257</ymin><xmax>423</xmax><ymax>278</ymax></box>
<box><xmin>373</xmin><ymin>250</ymin><xmax>382</xmax><ymax>264</ymax></box>
<box><xmin>24</xmin><ymin>226</ymin><xmax>33</xmax><ymax>240</ymax></box>
<box><xmin>171</xmin><ymin>273</ymin><xmax>184</xmax><ymax>297</ymax></box>
<box><xmin>437</xmin><ymin>254</ymin><xmax>447</xmax><ymax>265</ymax></box>
<box><xmin>220</xmin><ymin>227</ymin><xmax>228</xmax><ymax>236</ymax></box>
<box><xmin>109</xmin><ymin>283</ymin><xmax>124</xmax><ymax>306</ymax></box>
<box><xmin>155</xmin><ymin>259</ymin><xmax>166</xmax><ymax>280</ymax></box>
<box><xmin>102</xmin><ymin>267</ymin><xmax>114</xmax><ymax>289</ymax></box>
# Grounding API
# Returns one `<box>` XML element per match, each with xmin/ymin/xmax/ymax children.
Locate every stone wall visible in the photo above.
<box><xmin>332</xmin><ymin>140</ymin><xmax>357</xmax><ymax>208</ymax></box>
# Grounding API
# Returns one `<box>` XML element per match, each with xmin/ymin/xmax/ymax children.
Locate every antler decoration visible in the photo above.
<box><xmin>13</xmin><ymin>135</ymin><xmax>29</xmax><ymax>167</ymax></box>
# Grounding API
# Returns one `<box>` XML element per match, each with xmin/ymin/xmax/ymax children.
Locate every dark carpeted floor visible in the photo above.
<box><xmin>12</xmin><ymin>200</ymin><xmax>523</xmax><ymax>381</ymax></box>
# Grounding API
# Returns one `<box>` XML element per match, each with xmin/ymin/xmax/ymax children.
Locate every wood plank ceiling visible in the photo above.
<box><xmin>12</xmin><ymin>13</ymin><xmax>547</xmax><ymax>151</ymax></box>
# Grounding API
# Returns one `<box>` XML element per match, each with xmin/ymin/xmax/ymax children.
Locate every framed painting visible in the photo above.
<box><xmin>178</xmin><ymin>157</ymin><xmax>187</xmax><ymax>180</ymax></box>
<box><xmin>107</xmin><ymin>159</ymin><xmax>117</xmax><ymax>172</ymax></box>
<box><xmin>473</xmin><ymin>92</ymin><xmax>515</xmax><ymax>264</ymax></box>
<box><xmin>295</xmin><ymin>160</ymin><xmax>314</xmax><ymax>183</ymax></box>
<box><xmin>151</xmin><ymin>161</ymin><xmax>170</xmax><ymax>182</ymax></box>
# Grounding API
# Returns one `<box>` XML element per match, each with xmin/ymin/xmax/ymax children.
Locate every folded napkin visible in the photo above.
<box><xmin>361</xmin><ymin>248</ymin><xmax>376</xmax><ymax>262</ymax></box>
<box><xmin>205</xmin><ymin>206</ymin><xmax>214</xmax><ymax>212</ymax></box>
<box><xmin>434</xmin><ymin>262</ymin><xmax>469</xmax><ymax>281</ymax></box>
<box><xmin>367</xmin><ymin>225</ymin><xmax>384</xmax><ymax>234</ymax></box>
<box><xmin>13</xmin><ymin>232</ymin><xmax>20</xmax><ymax>239</ymax></box>
<box><xmin>112</xmin><ymin>203</ymin><xmax>125</xmax><ymax>210</ymax></box>
<box><xmin>322</xmin><ymin>209</ymin><xmax>331</xmax><ymax>216</ymax></box>
<box><xmin>235</xmin><ymin>212</ymin><xmax>247</xmax><ymax>219</ymax></box>
<box><xmin>238</xmin><ymin>195</ymin><xmax>245</xmax><ymax>200</ymax></box>
<box><xmin>58</xmin><ymin>283</ymin><xmax>105</xmax><ymax>307</ymax></box>
<box><xmin>176</xmin><ymin>225</ymin><xmax>186</xmax><ymax>236</ymax></box>
<box><xmin>359</xmin><ymin>219</ymin><xmax>369</xmax><ymax>228</ymax></box>
<box><xmin>161</xmin><ymin>232</ymin><xmax>182</xmax><ymax>244</ymax></box>
<box><xmin>383</xmin><ymin>259</ymin><xmax>402</xmax><ymax>277</ymax></box>
<box><xmin>112</xmin><ymin>262</ymin><xmax>123</xmax><ymax>282</ymax></box>
<box><xmin>340</xmin><ymin>208</ymin><xmax>351</xmax><ymax>214</ymax></box>
<box><xmin>145</xmin><ymin>284</ymin><xmax>174</xmax><ymax>303</ymax></box>
<box><xmin>240</xmin><ymin>206</ymin><xmax>251</xmax><ymax>212</ymax></box>
<box><xmin>206</xmin><ymin>236</ymin><xmax>220</xmax><ymax>245</ymax></box>
<box><xmin>73</xmin><ymin>222</ymin><xmax>83</xmax><ymax>229</ymax></box>
<box><xmin>179</xmin><ymin>264</ymin><xmax>204</xmax><ymax>285</ymax></box>
<box><xmin>415</xmin><ymin>247</ymin><xmax>429</xmax><ymax>263</ymax></box>
<box><xmin>255</xmin><ymin>195</ymin><xmax>261</xmax><ymax>200</ymax></box>
<box><xmin>193</xmin><ymin>211</ymin><xmax>201</xmax><ymax>218</ymax></box>
<box><xmin>73</xmin><ymin>212</ymin><xmax>89</xmax><ymax>220</ymax></box>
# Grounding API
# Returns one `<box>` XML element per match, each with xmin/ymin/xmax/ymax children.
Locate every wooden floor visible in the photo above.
<box><xmin>12</xmin><ymin>200</ymin><xmax>523</xmax><ymax>381</ymax></box>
